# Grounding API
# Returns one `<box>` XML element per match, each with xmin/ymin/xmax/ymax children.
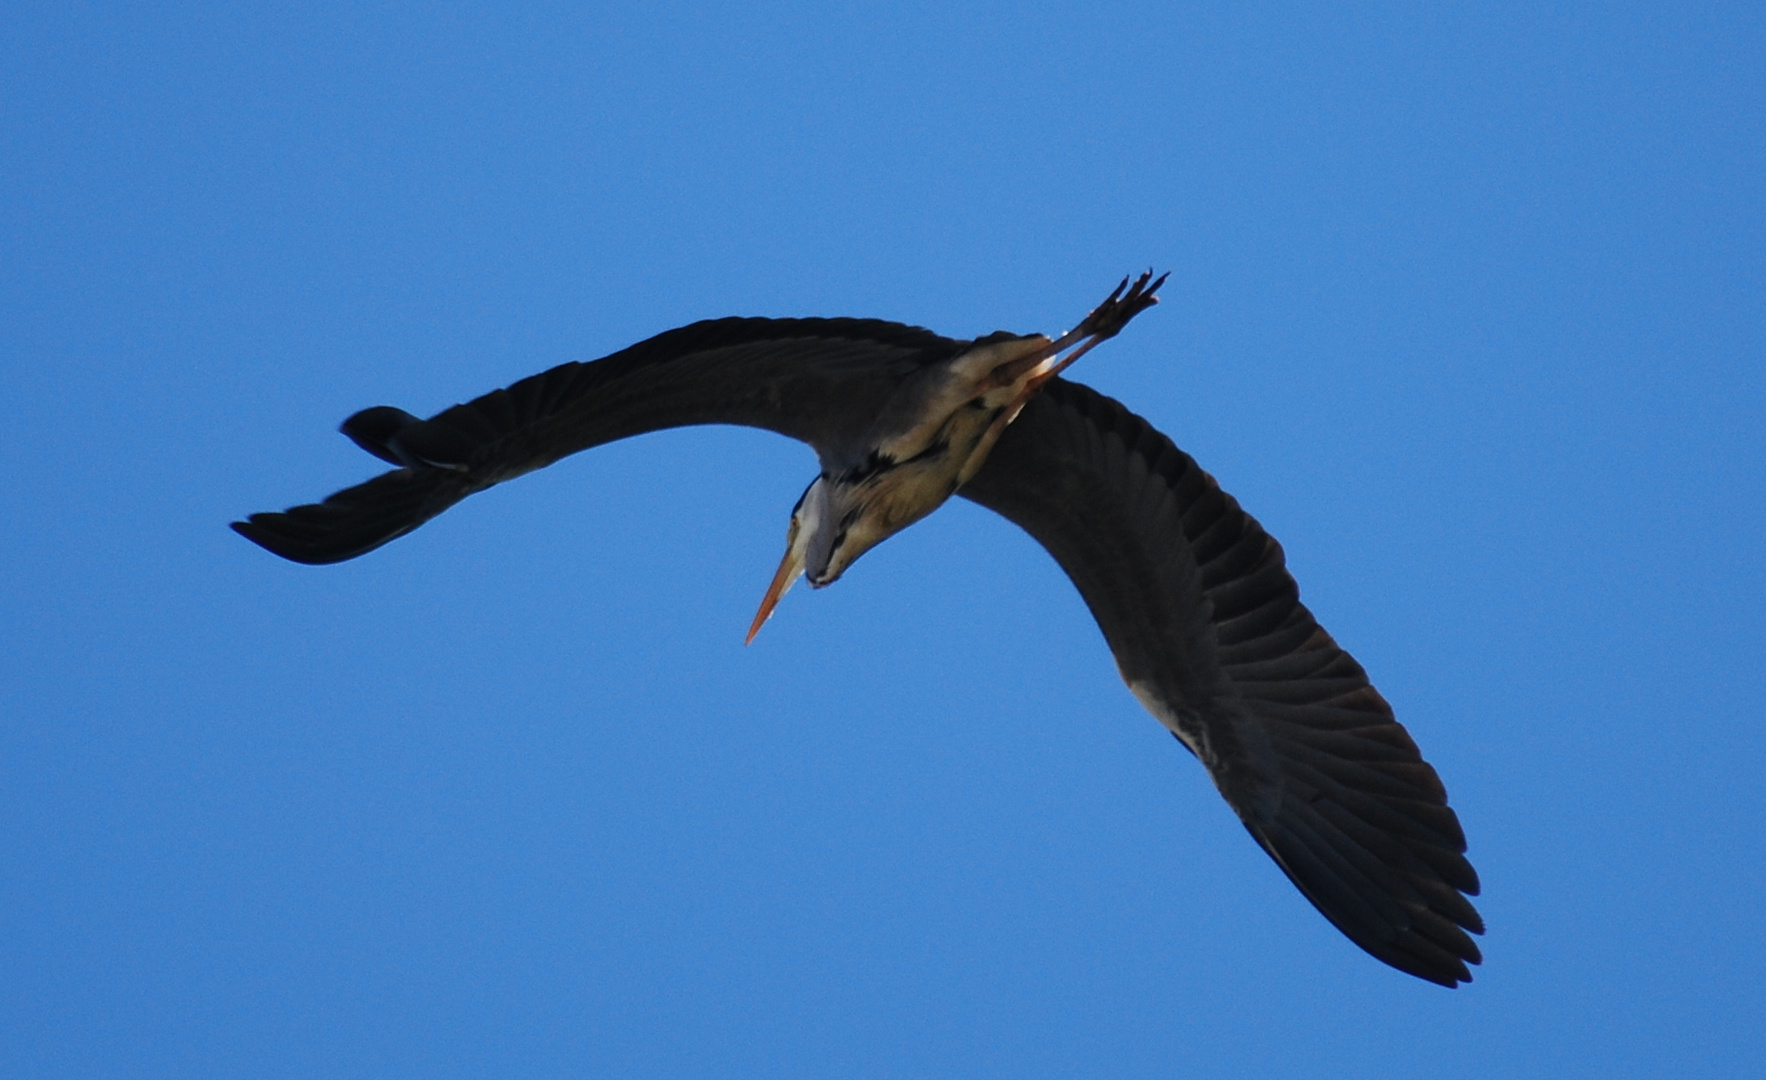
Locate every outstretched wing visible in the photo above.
<box><xmin>961</xmin><ymin>378</ymin><xmax>1483</xmax><ymax>987</ymax></box>
<box><xmin>233</xmin><ymin>317</ymin><xmax>967</xmax><ymax>565</ymax></box>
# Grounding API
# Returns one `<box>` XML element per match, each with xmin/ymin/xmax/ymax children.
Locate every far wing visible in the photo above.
<box><xmin>960</xmin><ymin>377</ymin><xmax>1483</xmax><ymax>987</ymax></box>
<box><xmin>233</xmin><ymin>317</ymin><xmax>966</xmax><ymax>565</ymax></box>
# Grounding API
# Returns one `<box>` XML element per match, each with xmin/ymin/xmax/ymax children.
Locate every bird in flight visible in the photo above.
<box><xmin>234</xmin><ymin>272</ymin><xmax>1483</xmax><ymax>986</ymax></box>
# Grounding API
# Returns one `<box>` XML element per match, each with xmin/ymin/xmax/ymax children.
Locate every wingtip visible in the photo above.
<box><xmin>229</xmin><ymin>516</ymin><xmax>268</xmax><ymax>548</ymax></box>
<box><xmin>231</xmin><ymin>514</ymin><xmax>318</xmax><ymax>564</ymax></box>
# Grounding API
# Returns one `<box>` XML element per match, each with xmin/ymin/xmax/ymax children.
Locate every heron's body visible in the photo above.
<box><xmin>235</xmin><ymin>275</ymin><xmax>1484</xmax><ymax>987</ymax></box>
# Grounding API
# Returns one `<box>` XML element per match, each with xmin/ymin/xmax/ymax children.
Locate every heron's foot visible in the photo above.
<box><xmin>1017</xmin><ymin>270</ymin><xmax>1169</xmax><ymax>396</ymax></box>
<box><xmin>1073</xmin><ymin>269</ymin><xmax>1168</xmax><ymax>342</ymax></box>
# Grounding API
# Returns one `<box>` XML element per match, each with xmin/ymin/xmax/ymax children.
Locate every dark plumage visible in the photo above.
<box><xmin>234</xmin><ymin>275</ymin><xmax>1482</xmax><ymax>986</ymax></box>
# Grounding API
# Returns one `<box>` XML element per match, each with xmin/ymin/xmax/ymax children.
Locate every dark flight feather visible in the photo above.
<box><xmin>962</xmin><ymin>379</ymin><xmax>1482</xmax><ymax>986</ymax></box>
<box><xmin>233</xmin><ymin>317</ymin><xmax>964</xmax><ymax>564</ymax></box>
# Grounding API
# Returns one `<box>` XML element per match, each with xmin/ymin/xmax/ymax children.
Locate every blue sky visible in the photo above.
<box><xmin>3</xmin><ymin>2</ymin><xmax>1762</xmax><ymax>1076</ymax></box>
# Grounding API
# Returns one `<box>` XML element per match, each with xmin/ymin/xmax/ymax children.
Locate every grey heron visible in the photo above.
<box><xmin>233</xmin><ymin>272</ymin><xmax>1483</xmax><ymax>986</ymax></box>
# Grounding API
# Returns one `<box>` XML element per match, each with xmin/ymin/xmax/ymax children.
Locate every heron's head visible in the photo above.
<box><xmin>744</xmin><ymin>475</ymin><xmax>903</xmax><ymax>643</ymax></box>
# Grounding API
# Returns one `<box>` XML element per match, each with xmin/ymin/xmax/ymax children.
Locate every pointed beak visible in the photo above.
<box><xmin>746</xmin><ymin>539</ymin><xmax>805</xmax><ymax>645</ymax></box>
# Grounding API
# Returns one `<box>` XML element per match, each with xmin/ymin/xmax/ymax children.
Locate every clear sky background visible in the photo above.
<box><xmin>3</xmin><ymin>2</ymin><xmax>1762</xmax><ymax>1077</ymax></box>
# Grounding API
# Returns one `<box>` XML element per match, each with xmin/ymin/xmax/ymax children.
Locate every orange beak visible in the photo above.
<box><xmin>745</xmin><ymin>540</ymin><xmax>805</xmax><ymax>645</ymax></box>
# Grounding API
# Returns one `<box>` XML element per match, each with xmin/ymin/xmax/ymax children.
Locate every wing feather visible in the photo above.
<box><xmin>961</xmin><ymin>377</ymin><xmax>1483</xmax><ymax>986</ymax></box>
<box><xmin>234</xmin><ymin>317</ymin><xmax>966</xmax><ymax>564</ymax></box>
